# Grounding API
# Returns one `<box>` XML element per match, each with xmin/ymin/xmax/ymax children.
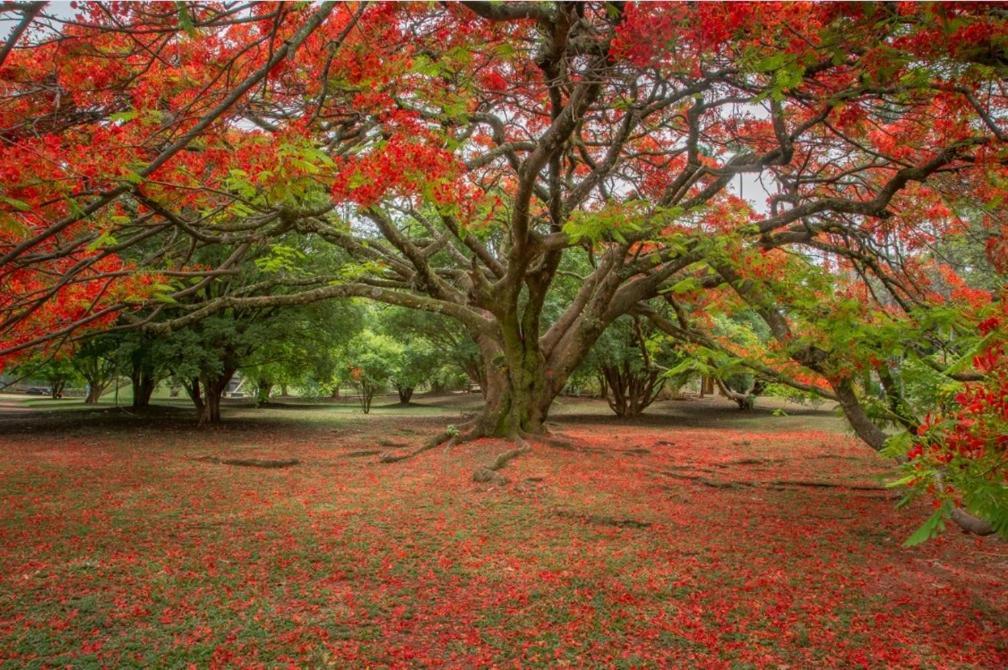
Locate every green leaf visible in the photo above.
<box><xmin>885</xmin><ymin>472</ymin><xmax>918</xmax><ymax>489</ymax></box>
<box><xmin>880</xmin><ymin>430</ymin><xmax>912</xmax><ymax>459</ymax></box>
<box><xmin>943</xmin><ymin>331</ymin><xmax>996</xmax><ymax>376</ymax></box>
<box><xmin>0</xmin><ymin>195</ymin><xmax>32</xmax><ymax>211</ymax></box>
<box><xmin>902</xmin><ymin>502</ymin><xmax>951</xmax><ymax>547</ymax></box>
<box><xmin>176</xmin><ymin>2</ymin><xmax>197</xmax><ymax>36</ymax></box>
<box><xmin>668</xmin><ymin>277</ymin><xmax>701</xmax><ymax>295</ymax></box>
<box><xmin>109</xmin><ymin>110</ymin><xmax>138</xmax><ymax>123</ymax></box>
<box><xmin>752</xmin><ymin>53</ymin><xmax>789</xmax><ymax>72</ymax></box>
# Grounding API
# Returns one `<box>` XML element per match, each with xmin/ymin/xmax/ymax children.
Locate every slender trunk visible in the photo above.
<box><xmin>84</xmin><ymin>379</ymin><xmax>108</xmax><ymax>404</ymax></box>
<box><xmin>131</xmin><ymin>368</ymin><xmax>157</xmax><ymax>409</ymax></box>
<box><xmin>601</xmin><ymin>363</ymin><xmax>663</xmax><ymax>417</ymax></box>
<box><xmin>256</xmin><ymin>378</ymin><xmax>272</xmax><ymax>405</ymax></box>
<box><xmin>198</xmin><ymin>368</ymin><xmax>234</xmax><ymax>426</ymax></box>
<box><xmin>358</xmin><ymin>381</ymin><xmax>374</xmax><ymax>414</ymax></box>
<box><xmin>186</xmin><ymin>377</ymin><xmax>204</xmax><ymax>413</ymax></box>
<box><xmin>330</xmin><ymin>383</ymin><xmax>340</xmax><ymax>399</ymax></box>
<box><xmin>49</xmin><ymin>379</ymin><xmax>66</xmax><ymax>400</ymax></box>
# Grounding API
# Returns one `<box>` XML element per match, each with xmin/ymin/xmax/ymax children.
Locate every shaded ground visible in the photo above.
<box><xmin>0</xmin><ymin>396</ymin><xmax>1004</xmax><ymax>668</ymax></box>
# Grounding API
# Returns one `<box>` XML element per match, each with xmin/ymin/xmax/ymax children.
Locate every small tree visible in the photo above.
<box><xmin>585</xmin><ymin>316</ymin><xmax>671</xmax><ymax>418</ymax></box>
<box><xmin>345</xmin><ymin>331</ymin><xmax>398</xmax><ymax>414</ymax></box>
<box><xmin>7</xmin><ymin>355</ymin><xmax>79</xmax><ymax>399</ymax></box>
<box><xmin>73</xmin><ymin>336</ymin><xmax>119</xmax><ymax>404</ymax></box>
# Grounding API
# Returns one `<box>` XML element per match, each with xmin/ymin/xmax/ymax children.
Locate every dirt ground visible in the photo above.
<box><xmin>0</xmin><ymin>394</ymin><xmax>1004</xmax><ymax>668</ymax></box>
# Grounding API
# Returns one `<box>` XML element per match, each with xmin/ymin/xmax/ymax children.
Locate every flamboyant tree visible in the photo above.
<box><xmin>1</xmin><ymin>3</ymin><xmax>1006</xmax><ymax>533</ymax></box>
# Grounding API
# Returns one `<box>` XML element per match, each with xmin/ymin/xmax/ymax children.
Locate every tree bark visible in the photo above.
<box><xmin>84</xmin><ymin>380</ymin><xmax>108</xmax><ymax>404</ymax></box>
<box><xmin>186</xmin><ymin>377</ymin><xmax>203</xmax><ymax>414</ymax></box>
<box><xmin>358</xmin><ymin>381</ymin><xmax>375</xmax><ymax>413</ymax></box>
<box><xmin>48</xmin><ymin>378</ymin><xmax>66</xmax><ymax>400</ymax></box>
<box><xmin>397</xmin><ymin>385</ymin><xmax>414</xmax><ymax>404</ymax></box>
<box><xmin>469</xmin><ymin>332</ymin><xmax>555</xmax><ymax>437</ymax></box>
<box><xmin>256</xmin><ymin>378</ymin><xmax>272</xmax><ymax>405</ymax></box>
<box><xmin>130</xmin><ymin>367</ymin><xmax>157</xmax><ymax>408</ymax></box>
<box><xmin>198</xmin><ymin>368</ymin><xmax>235</xmax><ymax>426</ymax></box>
<box><xmin>716</xmin><ymin>378</ymin><xmax>766</xmax><ymax>411</ymax></box>
<box><xmin>601</xmin><ymin>362</ymin><xmax>663</xmax><ymax>417</ymax></box>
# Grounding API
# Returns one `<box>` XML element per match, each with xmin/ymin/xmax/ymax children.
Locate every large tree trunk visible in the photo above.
<box><xmin>396</xmin><ymin>385</ymin><xmax>414</xmax><ymax>404</ymax></box>
<box><xmin>130</xmin><ymin>367</ymin><xmax>157</xmax><ymax>409</ymax></box>
<box><xmin>469</xmin><ymin>332</ymin><xmax>555</xmax><ymax>437</ymax></box>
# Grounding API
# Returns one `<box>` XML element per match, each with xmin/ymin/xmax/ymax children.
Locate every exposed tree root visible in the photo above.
<box><xmin>768</xmin><ymin>478</ymin><xmax>886</xmax><ymax>492</ymax></box>
<box><xmin>377</xmin><ymin>439</ymin><xmax>410</xmax><ymax>448</ymax></box>
<box><xmin>473</xmin><ymin>435</ymin><xmax>530</xmax><ymax>483</ymax></box>
<box><xmin>652</xmin><ymin>469</ymin><xmax>895</xmax><ymax>495</ymax></box>
<box><xmin>195</xmin><ymin>456</ymin><xmax>299</xmax><ymax>468</ymax></box>
<box><xmin>622</xmin><ymin>447</ymin><xmax>651</xmax><ymax>455</ymax></box>
<box><xmin>554</xmin><ymin>509</ymin><xmax>651</xmax><ymax>529</ymax></box>
<box><xmin>380</xmin><ymin>428</ymin><xmax>463</xmax><ymax>463</ymax></box>
<box><xmin>713</xmin><ymin>457</ymin><xmax>785</xmax><ymax>467</ymax></box>
<box><xmin>344</xmin><ymin>449</ymin><xmax>381</xmax><ymax>458</ymax></box>
<box><xmin>524</xmin><ymin>431</ymin><xmax>585</xmax><ymax>451</ymax></box>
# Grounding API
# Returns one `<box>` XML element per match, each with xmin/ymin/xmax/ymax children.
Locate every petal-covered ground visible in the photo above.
<box><xmin>0</xmin><ymin>398</ymin><xmax>1005</xmax><ymax>668</ymax></box>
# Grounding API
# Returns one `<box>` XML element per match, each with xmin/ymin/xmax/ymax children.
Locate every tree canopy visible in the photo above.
<box><xmin>1</xmin><ymin>2</ymin><xmax>1006</xmax><ymax>537</ymax></box>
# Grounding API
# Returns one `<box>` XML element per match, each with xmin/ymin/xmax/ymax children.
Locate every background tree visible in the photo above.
<box><xmin>72</xmin><ymin>335</ymin><xmax>119</xmax><ymax>404</ymax></box>
<box><xmin>583</xmin><ymin>315</ymin><xmax>668</xmax><ymax>417</ymax></box>
<box><xmin>345</xmin><ymin>330</ymin><xmax>398</xmax><ymax>414</ymax></box>
<box><xmin>5</xmin><ymin>354</ymin><xmax>79</xmax><ymax>399</ymax></box>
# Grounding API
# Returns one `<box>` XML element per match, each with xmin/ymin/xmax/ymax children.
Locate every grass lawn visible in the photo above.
<box><xmin>0</xmin><ymin>395</ymin><xmax>1005</xmax><ymax>668</ymax></box>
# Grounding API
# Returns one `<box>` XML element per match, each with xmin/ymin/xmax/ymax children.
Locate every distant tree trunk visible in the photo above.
<box><xmin>330</xmin><ymin>382</ymin><xmax>340</xmax><ymax>399</ymax></box>
<box><xmin>281</xmin><ymin>384</ymin><xmax>289</xmax><ymax>397</ymax></box>
<box><xmin>84</xmin><ymin>380</ymin><xmax>108</xmax><ymax>404</ymax></box>
<box><xmin>716</xmin><ymin>378</ymin><xmax>766</xmax><ymax>410</ymax></box>
<box><xmin>600</xmin><ymin>363</ymin><xmax>664</xmax><ymax>417</ymax></box>
<box><xmin>130</xmin><ymin>366</ymin><xmax>157</xmax><ymax>409</ymax></box>
<box><xmin>48</xmin><ymin>378</ymin><xmax>66</xmax><ymax>400</ymax></box>
<box><xmin>256</xmin><ymin>378</ymin><xmax>272</xmax><ymax>405</ymax></box>
<box><xmin>358</xmin><ymin>381</ymin><xmax>375</xmax><ymax>414</ymax></box>
<box><xmin>463</xmin><ymin>358</ymin><xmax>487</xmax><ymax>398</ymax></box>
<box><xmin>198</xmin><ymin>368</ymin><xmax>235</xmax><ymax>426</ymax></box>
<box><xmin>76</xmin><ymin>356</ymin><xmax>115</xmax><ymax>404</ymax></box>
<box><xmin>596</xmin><ymin>371</ymin><xmax>609</xmax><ymax>400</ymax></box>
<box><xmin>397</xmin><ymin>385</ymin><xmax>414</xmax><ymax>404</ymax></box>
<box><xmin>186</xmin><ymin>377</ymin><xmax>204</xmax><ymax>414</ymax></box>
